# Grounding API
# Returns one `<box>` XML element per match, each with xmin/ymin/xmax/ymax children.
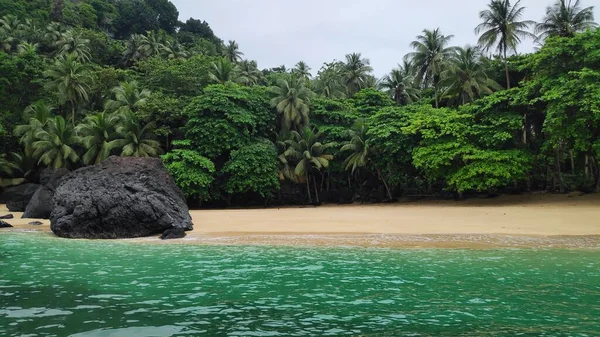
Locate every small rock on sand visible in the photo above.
<box><xmin>0</xmin><ymin>214</ymin><xmax>14</xmax><ymax>219</ymax></box>
<box><xmin>0</xmin><ymin>220</ymin><xmax>13</xmax><ymax>228</ymax></box>
<box><xmin>28</xmin><ymin>221</ymin><xmax>44</xmax><ymax>226</ymax></box>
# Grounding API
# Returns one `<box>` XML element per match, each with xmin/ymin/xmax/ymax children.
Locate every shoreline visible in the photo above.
<box><xmin>1</xmin><ymin>194</ymin><xmax>599</xmax><ymax>249</ymax></box>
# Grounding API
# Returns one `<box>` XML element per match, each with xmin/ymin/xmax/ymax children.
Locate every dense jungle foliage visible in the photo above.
<box><xmin>0</xmin><ymin>0</ymin><xmax>598</xmax><ymax>206</ymax></box>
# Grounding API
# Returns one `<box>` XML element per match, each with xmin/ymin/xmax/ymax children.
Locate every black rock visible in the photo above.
<box><xmin>0</xmin><ymin>214</ymin><xmax>14</xmax><ymax>219</ymax></box>
<box><xmin>23</xmin><ymin>168</ymin><xmax>69</xmax><ymax>219</ymax></box>
<box><xmin>50</xmin><ymin>156</ymin><xmax>194</xmax><ymax>239</ymax></box>
<box><xmin>0</xmin><ymin>220</ymin><xmax>13</xmax><ymax>228</ymax></box>
<box><xmin>2</xmin><ymin>183</ymin><xmax>40</xmax><ymax>212</ymax></box>
<box><xmin>161</xmin><ymin>228</ymin><xmax>187</xmax><ymax>240</ymax></box>
<box><xmin>28</xmin><ymin>221</ymin><xmax>43</xmax><ymax>226</ymax></box>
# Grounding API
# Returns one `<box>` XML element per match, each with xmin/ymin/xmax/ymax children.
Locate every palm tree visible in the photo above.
<box><xmin>314</xmin><ymin>61</ymin><xmax>346</xmax><ymax>99</ymax></box>
<box><xmin>76</xmin><ymin>112</ymin><xmax>120</xmax><ymax>165</ymax></box>
<box><xmin>238</xmin><ymin>60</ymin><xmax>262</xmax><ymax>85</ymax></box>
<box><xmin>475</xmin><ymin>0</ymin><xmax>535</xmax><ymax>89</ymax></box>
<box><xmin>0</xmin><ymin>15</ymin><xmax>19</xmax><ymax>52</ymax></box>
<box><xmin>163</xmin><ymin>40</ymin><xmax>188</xmax><ymax>59</ymax></box>
<box><xmin>14</xmin><ymin>101</ymin><xmax>54</xmax><ymax>152</ymax></box>
<box><xmin>340</xmin><ymin>120</ymin><xmax>393</xmax><ymax>200</ymax></box>
<box><xmin>378</xmin><ymin>61</ymin><xmax>420</xmax><ymax>105</ymax></box>
<box><xmin>122</xmin><ymin>34</ymin><xmax>147</xmax><ymax>65</ymax></box>
<box><xmin>284</xmin><ymin>127</ymin><xmax>333</xmax><ymax>203</ymax></box>
<box><xmin>44</xmin><ymin>22</ymin><xmax>68</xmax><ymax>46</ymax></box>
<box><xmin>535</xmin><ymin>0</ymin><xmax>597</xmax><ymax>40</ymax></box>
<box><xmin>32</xmin><ymin>116</ymin><xmax>80</xmax><ymax>169</ymax></box>
<box><xmin>343</xmin><ymin>53</ymin><xmax>374</xmax><ymax>96</ymax></box>
<box><xmin>44</xmin><ymin>54</ymin><xmax>94</xmax><ymax>125</ymax></box>
<box><xmin>110</xmin><ymin>111</ymin><xmax>162</xmax><ymax>158</ymax></box>
<box><xmin>105</xmin><ymin>81</ymin><xmax>151</xmax><ymax>115</ymax></box>
<box><xmin>292</xmin><ymin>61</ymin><xmax>312</xmax><ymax>81</ymax></box>
<box><xmin>209</xmin><ymin>57</ymin><xmax>243</xmax><ymax>84</ymax></box>
<box><xmin>0</xmin><ymin>154</ymin><xmax>16</xmax><ymax>186</ymax></box>
<box><xmin>55</xmin><ymin>30</ymin><xmax>91</xmax><ymax>62</ymax></box>
<box><xmin>405</xmin><ymin>28</ymin><xmax>456</xmax><ymax>107</ymax></box>
<box><xmin>223</xmin><ymin>40</ymin><xmax>244</xmax><ymax>63</ymax></box>
<box><xmin>269</xmin><ymin>74</ymin><xmax>314</xmax><ymax>132</ymax></box>
<box><xmin>138</xmin><ymin>31</ymin><xmax>167</xmax><ymax>59</ymax></box>
<box><xmin>442</xmin><ymin>46</ymin><xmax>502</xmax><ymax>105</ymax></box>
<box><xmin>16</xmin><ymin>41</ymin><xmax>39</xmax><ymax>54</ymax></box>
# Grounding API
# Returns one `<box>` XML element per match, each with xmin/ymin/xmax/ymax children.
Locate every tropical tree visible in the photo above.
<box><xmin>14</xmin><ymin>101</ymin><xmax>54</xmax><ymax>152</ymax></box>
<box><xmin>340</xmin><ymin>119</ymin><xmax>393</xmax><ymax>200</ymax></box>
<box><xmin>535</xmin><ymin>0</ymin><xmax>597</xmax><ymax>40</ymax></box>
<box><xmin>138</xmin><ymin>30</ymin><xmax>167</xmax><ymax>59</ymax></box>
<box><xmin>163</xmin><ymin>40</ymin><xmax>188</xmax><ymax>59</ymax></box>
<box><xmin>111</xmin><ymin>111</ymin><xmax>162</xmax><ymax>158</ymax></box>
<box><xmin>105</xmin><ymin>81</ymin><xmax>151</xmax><ymax>115</ymax></box>
<box><xmin>238</xmin><ymin>59</ymin><xmax>262</xmax><ymax>85</ymax></box>
<box><xmin>343</xmin><ymin>53</ymin><xmax>374</xmax><ymax>96</ymax></box>
<box><xmin>122</xmin><ymin>34</ymin><xmax>147</xmax><ymax>65</ymax></box>
<box><xmin>44</xmin><ymin>54</ymin><xmax>94</xmax><ymax>125</ymax></box>
<box><xmin>223</xmin><ymin>40</ymin><xmax>243</xmax><ymax>63</ymax></box>
<box><xmin>284</xmin><ymin>127</ymin><xmax>333</xmax><ymax>203</ymax></box>
<box><xmin>55</xmin><ymin>30</ymin><xmax>91</xmax><ymax>62</ymax></box>
<box><xmin>32</xmin><ymin>116</ymin><xmax>80</xmax><ymax>169</ymax></box>
<box><xmin>16</xmin><ymin>41</ymin><xmax>39</xmax><ymax>54</ymax></box>
<box><xmin>442</xmin><ymin>46</ymin><xmax>502</xmax><ymax>105</ymax></box>
<box><xmin>405</xmin><ymin>28</ymin><xmax>456</xmax><ymax>106</ymax></box>
<box><xmin>292</xmin><ymin>61</ymin><xmax>312</xmax><ymax>81</ymax></box>
<box><xmin>314</xmin><ymin>61</ymin><xmax>346</xmax><ymax>99</ymax></box>
<box><xmin>378</xmin><ymin>61</ymin><xmax>420</xmax><ymax>105</ymax></box>
<box><xmin>44</xmin><ymin>22</ymin><xmax>68</xmax><ymax>46</ymax></box>
<box><xmin>475</xmin><ymin>0</ymin><xmax>535</xmax><ymax>89</ymax></box>
<box><xmin>209</xmin><ymin>57</ymin><xmax>242</xmax><ymax>84</ymax></box>
<box><xmin>76</xmin><ymin>112</ymin><xmax>120</xmax><ymax>165</ymax></box>
<box><xmin>0</xmin><ymin>154</ymin><xmax>17</xmax><ymax>187</ymax></box>
<box><xmin>269</xmin><ymin>74</ymin><xmax>314</xmax><ymax>132</ymax></box>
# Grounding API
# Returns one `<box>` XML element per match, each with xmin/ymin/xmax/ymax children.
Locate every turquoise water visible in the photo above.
<box><xmin>0</xmin><ymin>234</ymin><xmax>599</xmax><ymax>337</ymax></box>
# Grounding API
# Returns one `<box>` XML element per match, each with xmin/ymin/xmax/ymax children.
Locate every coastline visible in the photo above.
<box><xmin>1</xmin><ymin>193</ymin><xmax>599</xmax><ymax>249</ymax></box>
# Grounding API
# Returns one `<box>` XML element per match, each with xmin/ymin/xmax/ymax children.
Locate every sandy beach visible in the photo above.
<box><xmin>1</xmin><ymin>194</ymin><xmax>599</xmax><ymax>248</ymax></box>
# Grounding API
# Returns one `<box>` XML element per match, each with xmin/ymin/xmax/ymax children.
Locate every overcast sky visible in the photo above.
<box><xmin>171</xmin><ymin>0</ymin><xmax>597</xmax><ymax>77</ymax></box>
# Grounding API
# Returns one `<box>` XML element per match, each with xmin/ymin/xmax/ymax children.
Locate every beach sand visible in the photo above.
<box><xmin>1</xmin><ymin>194</ymin><xmax>599</xmax><ymax>248</ymax></box>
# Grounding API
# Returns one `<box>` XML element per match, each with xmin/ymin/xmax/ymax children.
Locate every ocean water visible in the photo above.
<box><xmin>0</xmin><ymin>233</ymin><xmax>599</xmax><ymax>337</ymax></box>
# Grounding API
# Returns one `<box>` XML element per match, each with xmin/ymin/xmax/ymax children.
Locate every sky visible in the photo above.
<box><xmin>170</xmin><ymin>0</ymin><xmax>598</xmax><ymax>77</ymax></box>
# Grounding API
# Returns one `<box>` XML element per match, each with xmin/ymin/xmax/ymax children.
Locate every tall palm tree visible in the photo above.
<box><xmin>442</xmin><ymin>46</ymin><xmax>502</xmax><ymax>105</ymax></box>
<box><xmin>340</xmin><ymin>120</ymin><xmax>393</xmax><ymax>200</ymax></box>
<box><xmin>44</xmin><ymin>54</ymin><xmax>94</xmax><ymax>125</ymax></box>
<box><xmin>223</xmin><ymin>40</ymin><xmax>244</xmax><ymax>63</ymax></box>
<box><xmin>238</xmin><ymin>59</ymin><xmax>262</xmax><ymax>85</ymax></box>
<box><xmin>55</xmin><ymin>30</ymin><xmax>91</xmax><ymax>62</ymax></box>
<box><xmin>314</xmin><ymin>61</ymin><xmax>347</xmax><ymax>99</ymax></box>
<box><xmin>343</xmin><ymin>53</ymin><xmax>374</xmax><ymax>96</ymax></box>
<box><xmin>475</xmin><ymin>0</ymin><xmax>535</xmax><ymax>89</ymax></box>
<box><xmin>292</xmin><ymin>61</ymin><xmax>312</xmax><ymax>81</ymax></box>
<box><xmin>284</xmin><ymin>127</ymin><xmax>333</xmax><ymax>203</ymax></box>
<box><xmin>209</xmin><ymin>58</ymin><xmax>243</xmax><ymax>84</ymax></box>
<box><xmin>405</xmin><ymin>28</ymin><xmax>456</xmax><ymax>107</ymax></box>
<box><xmin>110</xmin><ymin>111</ymin><xmax>162</xmax><ymax>158</ymax></box>
<box><xmin>105</xmin><ymin>81</ymin><xmax>151</xmax><ymax>114</ymax></box>
<box><xmin>269</xmin><ymin>74</ymin><xmax>314</xmax><ymax>132</ymax></box>
<box><xmin>0</xmin><ymin>154</ymin><xmax>17</xmax><ymax>187</ymax></box>
<box><xmin>16</xmin><ymin>41</ymin><xmax>39</xmax><ymax>54</ymax></box>
<box><xmin>535</xmin><ymin>0</ymin><xmax>597</xmax><ymax>40</ymax></box>
<box><xmin>76</xmin><ymin>112</ymin><xmax>120</xmax><ymax>165</ymax></box>
<box><xmin>32</xmin><ymin>116</ymin><xmax>80</xmax><ymax>169</ymax></box>
<box><xmin>0</xmin><ymin>15</ymin><xmax>19</xmax><ymax>52</ymax></box>
<box><xmin>378</xmin><ymin>60</ymin><xmax>421</xmax><ymax>105</ymax></box>
<box><xmin>44</xmin><ymin>22</ymin><xmax>68</xmax><ymax>46</ymax></box>
<box><xmin>14</xmin><ymin>101</ymin><xmax>54</xmax><ymax>152</ymax></box>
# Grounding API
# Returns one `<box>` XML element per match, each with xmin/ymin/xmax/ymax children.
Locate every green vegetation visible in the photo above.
<box><xmin>0</xmin><ymin>0</ymin><xmax>598</xmax><ymax>207</ymax></box>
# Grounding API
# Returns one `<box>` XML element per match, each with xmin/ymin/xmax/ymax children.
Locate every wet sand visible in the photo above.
<box><xmin>1</xmin><ymin>194</ymin><xmax>599</xmax><ymax>248</ymax></box>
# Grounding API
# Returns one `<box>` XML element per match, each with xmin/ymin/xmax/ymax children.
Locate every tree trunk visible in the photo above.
<box><xmin>305</xmin><ymin>172</ymin><xmax>313</xmax><ymax>204</ymax></box>
<box><xmin>71</xmin><ymin>105</ymin><xmax>76</xmax><ymax>127</ymax></box>
<box><xmin>313</xmin><ymin>175</ymin><xmax>320</xmax><ymax>204</ymax></box>
<box><xmin>377</xmin><ymin>168</ymin><xmax>393</xmax><ymax>201</ymax></box>
<box><xmin>555</xmin><ymin>147</ymin><xmax>565</xmax><ymax>193</ymax></box>
<box><xmin>504</xmin><ymin>48</ymin><xmax>511</xmax><ymax>90</ymax></box>
<box><xmin>569</xmin><ymin>150</ymin><xmax>575</xmax><ymax>174</ymax></box>
<box><xmin>585</xmin><ymin>155</ymin><xmax>590</xmax><ymax>179</ymax></box>
<box><xmin>522</xmin><ymin>115</ymin><xmax>527</xmax><ymax>145</ymax></box>
<box><xmin>52</xmin><ymin>0</ymin><xmax>64</xmax><ymax>22</ymax></box>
